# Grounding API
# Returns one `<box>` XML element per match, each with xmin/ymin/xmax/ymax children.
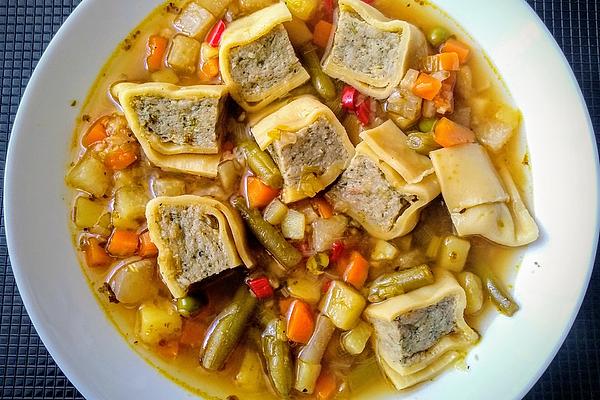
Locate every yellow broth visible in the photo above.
<box><xmin>68</xmin><ymin>0</ymin><xmax>532</xmax><ymax>398</ymax></box>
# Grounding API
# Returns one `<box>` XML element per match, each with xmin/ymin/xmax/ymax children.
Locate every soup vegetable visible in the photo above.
<box><xmin>66</xmin><ymin>0</ymin><xmax>538</xmax><ymax>398</ymax></box>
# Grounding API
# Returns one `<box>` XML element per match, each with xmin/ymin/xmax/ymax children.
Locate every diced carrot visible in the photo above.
<box><xmin>179</xmin><ymin>319</ymin><xmax>207</xmax><ymax>348</ymax></box>
<box><xmin>425</xmin><ymin>52</ymin><xmax>460</xmax><ymax>72</ymax></box>
<box><xmin>279</xmin><ymin>297</ymin><xmax>293</xmax><ymax>316</ymax></box>
<box><xmin>156</xmin><ymin>340</ymin><xmax>179</xmax><ymax>359</ymax></box>
<box><xmin>104</xmin><ymin>145</ymin><xmax>138</xmax><ymax>170</ymax></box>
<box><xmin>440</xmin><ymin>38</ymin><xmax>470</xmax><ymax>64</ymax></box>
<box><xmin>286</xmin><ymin>299</ymin><xmax>315</xmax><ymax>344</ymax></box>
<box><xmin>433</xmin><ymin>117</ymin><xmax>476</xmax><ymax>148</ymax></box>
<box><xmin>82</xmin><ymin>120</ymin><xmax>107</xmax><ymax>148</ymax></box>
<box><xmin>246</xmin><ymin>176</ymin><xmax>279</xmax><ymax>208</ymax></box>
<box><xmin>313</xmin><ymin>20</ymin><xmax>333</xmax><ymax>48</ymax></box>
<box><xmin>84</xmin><ymin>238</ymin><xmax>113</xmax><ymax>268</ymax></box>
<box><xmin>412</xmin><ymin>72</ymin><xmax>443</xmax><ymax>101</ymax></box>
<box><xmin>146</xmin><ymin>35</ymin><xmax>169</xmax><ymax>72</ymax></box>
<box><xmin>313</xmin><ymin>198</ymin><xmax>333</xmax><ymax>219</ymax></box>
<box><xmin>107</xmin><ymin>229</ymin><xmax>139</xmax><ymax>257</ymax></box>
<box><xmin>335</xmin><ymin>252</ymin><xmax>350</xmax><ymax>276</ymax></box>
<box><xmin>315</xmin><ymin>370</ymin><xmax>337</xmax><ymax>400</ymax></box>
<box><xmin>200</xmin><ymin>57</ymin><xmax>220</xmax><ymax>79</ymax></box>
<box><xmin>342</xmin><ymin>250</ymin><xmax>369</xmax><ymax>289</ymax></box>
<box><xmin>138</xmin><ymin>231</ymin><xmax>158</xmax><ymax>258</ymax></box>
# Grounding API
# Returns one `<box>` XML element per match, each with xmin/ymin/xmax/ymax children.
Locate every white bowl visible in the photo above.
<box><xmin>5</xmin><ymin>0</ymin><xmax>599</xmax><ymax>399</ymax></box>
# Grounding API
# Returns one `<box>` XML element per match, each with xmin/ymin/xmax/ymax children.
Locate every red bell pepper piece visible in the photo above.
<box><xmin>247</xmin><ymin>276</ymin><xmax>274</xmax><ymax>299</ymax></box>
<box><xmin>330</xmin><ymin>240</ymin><xmax>345</xmax><ymax>262</ymax></box>
<box><xmin>207</xmin><ymin>20</ymin><xmax>226</xmax><ymax>48</ymax></box>
<box><xmin>341</xmin><ymin>85</ymin><xmax>358</xmax><ymax>111</ymax></box>
<box><xmin>356</xmin><ymin>98</ymin><xmax>371</xmax><ymax>125</ymax></box>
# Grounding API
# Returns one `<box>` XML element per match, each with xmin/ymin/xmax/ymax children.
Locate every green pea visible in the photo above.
<box><xmin>176</xmin><ymin>296</ymin><xmax>202</xmax><ymax>316</ymax></box>
<box><xmin>428</xmin><ymin>26</ymin><xmax>450</xmax><ymax>47</ymax></box>
<box><xmin>418</xmin><ymin>117</ymin><xmax>438</xmax><ymax>133</ymax></box>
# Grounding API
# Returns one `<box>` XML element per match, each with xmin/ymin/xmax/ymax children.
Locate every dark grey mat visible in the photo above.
<box><xmin>0</xmin><ymin>1</ymin><xmax>598</xmax><ymax>399</ymax></box>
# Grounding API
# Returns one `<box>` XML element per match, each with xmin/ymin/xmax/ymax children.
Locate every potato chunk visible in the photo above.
<box><xmin>138</xmin><ymin>300</ymin><xmax>182</xmax><ymax>345</ymax></box>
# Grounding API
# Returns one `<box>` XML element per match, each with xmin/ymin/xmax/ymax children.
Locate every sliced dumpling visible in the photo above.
<box><xmin>111</xmin><ymin>83</ymin><xmax>225</xmax><ymax>178</ymax></box>
<box><xmin>146</xmin><ymin>195</ymin><xmax>254</xmax><ymax>298</ymax></box>
<box><xmin>430</xmin><ymin>143</ymin><xmax>539</xmax><ymax>246</ymax></box>
<box><xmin>252</xmin><ymin>96</ymin><xmax>354</xmax><ymax>203</ymax></box>
<box><xmin>364</xmin><ymin>268</ymin><xmax>478</xmax><ymax>390</ymax></box>
<box><xmin>322</xmin><ymin>0</ymin><xmax>428</xmax><ymax>99</ymax></box>
<box><xmin>113</xmin><ymin>82</ymin><xmax>227</xmax><ymax>155</ymax></box>
<box><xmin>219</xmin><ymin>3</ymin><xmax>310</xmax><ymax>112</ymax></box>
<box><xmin>326</xmin><ymin>121</ymin><xmax>439</xmax><ymax>240</ymax></box>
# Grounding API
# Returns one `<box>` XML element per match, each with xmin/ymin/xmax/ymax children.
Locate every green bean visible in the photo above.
<box><xmin>427</xmin><ymin>26</ymin><xmax>450</xmax><ymax>47</ymax></box>
<box><xmin>367</xmin><ymin>264</ymin><xmax>434</xmax><ymax>302</ymax></box>
<box><xmin>418</xmin><ymin>117</ymin><xmax>438</xmax><ymax>133</ymax></box>
<box><xmin>232</xmin><ymin>197</ymin><xmax>303</xmax><ymax>269</ymax></box>
<box><xmin>301</xmin><ymin>44</ymin><xmax>337</xmax><ymax>101</ymax></box>
<box><xmin>176</xmin><ymin>295</ymin><xmax>202</xmax><ymax>317</ymax></box>
<box><xmin>261</xmin><ymin>318</ymin><xmax>293</xmax><ymax>398</ymax></box>
<box><xmin>239</xmin><ymin>141</ymin><xmax>283</xmax><ymax>189</ymax></box>
<box><xmin>472</xmin><ymin>265</ymin><xmax>519</xmax><ymax>316</ymax></box>
<box><xmin>200</xmin><ymin>286</ymin><xmax>257</xmax><ymax>370</ymax></box>
<box><xmin>486</xmin><ymin>278</ymin><xmax>519</xmax><ymax>316</ymax></box>
<box><xmin>406</xmin><ymin>131</ymin><xmax>442</xmax><ymax>155</ymax></box>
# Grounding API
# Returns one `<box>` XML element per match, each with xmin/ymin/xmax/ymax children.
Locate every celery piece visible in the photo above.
<box><xmin>281</xmin><ymin>209</ymin><xmax>305</xmax><ymax>240</ymax></box>
<box><xmin>263</xmin><ymin>198</ymin><xmax>289</xmax><ymax>225</ymax></box>
<box><xmin>437</xmin><ymin>235</ymin><xmax>471</xmax><ymax>272</ymax></box>
<box><xmin>341</xmin><ymin>320</ymin><xmax>372</xmax><ymax>355</ymax></box>
<box><xmin>320</xmin><ymin>281</ymin><xmax>366</xmax><ymax>330</ymax></box>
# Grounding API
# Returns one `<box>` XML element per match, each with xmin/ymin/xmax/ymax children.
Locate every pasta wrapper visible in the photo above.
<box><xmin>379</xmin><ymin>351</ymin><xmax>461</xmax><ymax>391</ymax></box>
<box><xmin>365</xmin><ymin>269</ymin><xmax>478</xmax><ymax>388</ymax></box>
<box><xmin>450</xmin><ymin>164</ymin><xmax>539</xmax><ymax>247</ymax></box>
<box><xmin>251</xmin><ymin>96</ymin><xmax>355</xmax><ymax>203</ymax></box>
<box><xmin>146</xmin><ymin>196</ymin><xmax>254</xmax><ymax>298</ymax></box>
<box><xmin>219</xmin><ymin>3</ymin><xmax>310</xmax><ymax>112</ymax></box>
<box><xmin>322</xmin><ymin>0</ymin><xmax>427</xmax><ymax>99</ymax></box>
<box><xmin>431</xmin><ymin>143</ymin><xmax>538</xmax><ymax>246</ymax></box>
<box><xmin>360</xmin><ymin>120</ymin><xmax>434</xmax><ymax>184</ymax></box>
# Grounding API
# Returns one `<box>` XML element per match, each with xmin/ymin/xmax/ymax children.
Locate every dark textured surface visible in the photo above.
<box><xmin>0</xmin><ymin>0</ymin><xmax>598</xmax><ymax>399</ymax></box>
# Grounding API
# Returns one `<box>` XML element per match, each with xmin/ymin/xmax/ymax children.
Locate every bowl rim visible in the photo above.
<box><xmin>4</xmin><ymin>0</ymin><xmax>599</xmax><ymax>399</ymax></box>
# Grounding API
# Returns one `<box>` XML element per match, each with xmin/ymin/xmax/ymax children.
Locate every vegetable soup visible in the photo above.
<box><xmin>66</xmin><ymin>0</ymin><xmax>537</xmax><ymax>398</ymax></box>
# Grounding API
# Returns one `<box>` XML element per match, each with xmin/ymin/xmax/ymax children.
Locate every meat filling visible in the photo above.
<box><xmin>157</xmin><ymin>204</ymin><xmax>229</xmax><ymax>288</ymax></box>
<box><xmin>229</xmin><ymin>26</ymin><xmax>303</xmax><ymax>101</ymax></box>
<box><xmin>326</xmin><ymin>155</ymin><xmax>415</xmax><ymax>232</ymax></box>
<box><xmin>268</xmin><ymin>117</ymin><xmax>347</xmax><ymax>189</ymax></box>
<box><xmin>132</xmin><ymin>96</ymin><xmax>220</xmax><ymax>148</ymax></box>
<box><xmin>330</xmin><ymin>11</ymin><xmax>402</xmax><ymax>82</ymax></box>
